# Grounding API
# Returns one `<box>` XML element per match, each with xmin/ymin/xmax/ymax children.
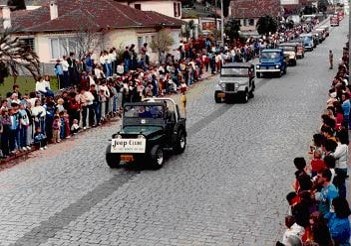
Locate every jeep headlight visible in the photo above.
<box><xmin>256</xmin><ymin>65</ymin><xmax>260</xmax><ymax>69</ymax></box>
<box><xmin>234</xmin><ymin>83</ymin><xmax>239</xmax><ymax>89</ymax></box>
<box><xmin>137</xmin><ymin>134</ymin><xmax>145</xmax><ymax>139</ymax></box>
<box><xmin>275</xmin><ymin>65</ymin><xmax>280</xmax><ymax>69</ymax></box>
<box><xmin>114</xmin><ymin>134</ymin><xmax>122</xmax><ymax>139</ymax></box>
<box><xmin>220</xmin><ymin>82</ymin><xmax>226</xmax><ymax>88</ymax></box>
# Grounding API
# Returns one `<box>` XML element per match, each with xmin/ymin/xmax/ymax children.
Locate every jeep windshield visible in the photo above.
<box><xmin>260</xmin><ymin>52</ymin><xmax>280</xmax><ymax>61</ymax></box>
<box><xmin>221</xmin><ymin>67</ymin><xmax>249</xmax><ymax>77</ymax></box>
<box><xmin>124</xmin><ymin>105</ymin><xmax>164</xmax><ymax>119</ymax></box>
<box><xmin>280</xmin><ymin>46</ymin><xmax>295</xmax><ymax>52</ymax></box>
<box><xmin>302</xmin><ymin>36</ymin><xmax>313</xmax><ymax>43</ymax></box>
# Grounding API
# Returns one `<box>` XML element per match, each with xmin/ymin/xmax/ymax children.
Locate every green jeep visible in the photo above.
<box><xmin>105</xmin><ymin>98</ymin><xmax>187</xmax><ymax>169</ymax></box>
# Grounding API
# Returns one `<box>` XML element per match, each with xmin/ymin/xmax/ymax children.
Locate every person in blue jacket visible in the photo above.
<box><xmin>326</xmin><ymin>197</ymin><xmax>351</xmax><ymax>246</ymax></box>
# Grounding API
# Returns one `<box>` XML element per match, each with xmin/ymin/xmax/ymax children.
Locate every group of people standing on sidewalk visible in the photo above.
<box><xmin>276</xmin><ymin>43</ymin><xmax>351</xmax><ymax>245</ymax></box>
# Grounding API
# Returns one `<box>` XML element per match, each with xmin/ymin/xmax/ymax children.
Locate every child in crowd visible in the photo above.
<box><xmin>71</xmin><ymin>119</ymin><xmax>80</xmax><ymax>135</ymax></box>
<box><xmin>292</xmin><ymin>157</ymin><xmax>308</xmax><ymax>192</ymax></box>
<box><xmin>59</xmin><ymin>111</ymin><xmax>65</xmax><ymax>140</ymax></box>
<box><xmin>279</xmin><ymin>215</ymin><xmax>305</xmax><ymax>245</ymax></box>
<box><xmin>310</xmin><ymin>149</ymin><xmax>325</xmax><ymax>178</ymax></box>
<box><xmin>33</xmin><ymin>127</ymin><xmax>47</xmax><ymax>150</ymax></box>
<box><xmin>56</xmin><ymin>98</ymin><xmax>65</xmax><ymax>113</ymax></box>
<box><xmin>63</xmin><ymin>110</ymin><xmax>70</xmax><ymax>138</ymax></box>
<box><xmin>52</xmin><ymin>115</ymin><xmax>61</xmax><ymax>143</ymax></box>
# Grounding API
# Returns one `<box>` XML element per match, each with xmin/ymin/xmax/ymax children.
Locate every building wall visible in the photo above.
<box><xmin>280</xmin><ymin>0</ymin><xmax>298</xmax><ymax>4</ymax></box>
<box><xmin>129</xmin><ymin>1</ymin><xmax>182</xmax><ymax>19</ymax></box>
<box><xmin>239</xmin><ymin>18</ymin><xmax>258</xmax><ymax>32</ymax></box>
<box><xmin>30</xmin><ymin>27</ymin><xmax>182</xmax><ymax>74</ymax></box>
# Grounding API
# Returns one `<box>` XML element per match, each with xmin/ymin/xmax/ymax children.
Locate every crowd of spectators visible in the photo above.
<box><xmin>276</xmin><ymin>42</ymin><xmax>351</xmax><ymax>246</ymax></box>
<box><xmin>0</xmin><ymin>36</ymin><xmax>232</xmax><ymax>158</ymax></box>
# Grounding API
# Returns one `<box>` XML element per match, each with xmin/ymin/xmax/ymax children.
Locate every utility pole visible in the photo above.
<box><xmin>221</xmin><ymin>0</ymin><xmax>224</xmax><ymax>46</ymax></box>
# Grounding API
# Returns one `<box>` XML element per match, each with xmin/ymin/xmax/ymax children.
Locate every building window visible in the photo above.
<box><xmin>137</xmin><ymin>37</ymin><xmax>143</xmax><ymax>52</ymax></box>
<box><xmin>243</xmin><ymin>19</ymin><xmax>248</xmax><ymax>26</ymax></box>
<box><xmin>50</xmin><ymin>37</ymin><xmax>78</xmax><ymax>59</ymax></box>
<box><xmin>20</xmin><ymin>38</ymin><xmax>35</xmax><ymax>51</ymax></box>
<box><xmin>174</xmin><ymin>2</ymin><xmax>181</xmax><ymax>17</ymax></box>
<box><xmin>249</xmin><ymin>19</ymin><xmax>255</xmax><ymax>26</ymax></box>
<box><xmin>134</xmin><ymin>3</ymin><xmax>141</xmax><ymax>10</ymax></box>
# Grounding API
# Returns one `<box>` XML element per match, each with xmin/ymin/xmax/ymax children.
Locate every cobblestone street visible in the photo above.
<box><xmin>0</xmin><ymin>19</ymin><xmax>348</xmax><ymax>246</ymax></box>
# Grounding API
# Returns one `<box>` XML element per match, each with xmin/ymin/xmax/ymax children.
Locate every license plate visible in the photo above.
<box><xmin>217</xmin><ymin>92</ymin><xmax>225</xmax><ymax>98</ymax></box>
<box><xmin>121</xmin><ymin>154</ymin><xmax>134</xmax><ymax>162</ymax></box>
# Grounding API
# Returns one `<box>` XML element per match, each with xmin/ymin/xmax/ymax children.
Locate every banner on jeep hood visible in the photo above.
<box><xmin>111</xmin><ymin>139</ymin><xmax>146</xmax><ymax>153</ymax></box>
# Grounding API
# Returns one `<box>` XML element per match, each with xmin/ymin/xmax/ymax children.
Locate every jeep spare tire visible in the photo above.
<box><xmin>106</xmin><ymin>144</ymin><xmax>121</xmax><ymax>168</ymax></box>
<box><xmin>174</xmin><ymin>129</ymin><xmax>186</xmax><ymax>154</ymax></box>
<box><xmin>150</xmin><ymin>145</ymin><xmax>165</xmax><ymax>169</ymax></box>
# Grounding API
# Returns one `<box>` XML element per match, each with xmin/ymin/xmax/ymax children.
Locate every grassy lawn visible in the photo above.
<box><xmin>0</xmin><ymin>76</ymin><xmax>59</xmax><ymax>98</ymax></box>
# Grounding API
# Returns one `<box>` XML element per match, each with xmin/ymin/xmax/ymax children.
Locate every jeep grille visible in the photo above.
<box><xmin>225</xmin><ymin>83</ymin><xmax>235</xmax><ymax>92</ymax></box>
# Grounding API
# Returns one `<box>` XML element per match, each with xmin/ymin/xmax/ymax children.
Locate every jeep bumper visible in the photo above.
<box><xmin>256</xmin><ymin>68</ymin><xmax>281</xmax><ymax>73</ymax></box>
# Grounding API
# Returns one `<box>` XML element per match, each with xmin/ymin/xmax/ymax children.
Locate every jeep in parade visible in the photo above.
<box><xmin>256</xmin><ymin>49</ymin><xmax>287</xmax><ymax>78</ymax></box>
<box><xmin>106</xmin><ymin>98</ymin><xmax>187</xmax><ymax>169</ymax></box>
<box><xmin>214</xmin><ymin>63</ymin><xmax>255</xmax><ymax>103</ymax></box>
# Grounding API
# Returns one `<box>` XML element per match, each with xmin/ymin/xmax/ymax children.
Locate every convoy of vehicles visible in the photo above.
<box><xmin>214</xmin><ymin>63</ymin><xmax>255</xmax><ymax>103</ymax></box>
<box><xmin>105</xmin><ymin>13</ymin><xmax>339</xmax><ymax>169</ymax></box>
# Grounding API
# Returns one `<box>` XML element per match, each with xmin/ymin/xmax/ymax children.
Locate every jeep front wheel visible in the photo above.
<box><xmin>106</xmin><ymin>144</ymin><xmax>121</xmax><ymax>168</ymax></box>
<box><xmin>150</xmin><ymin>145</ymin><xmax>165</xmax><ymax>169</ymax></box>
<box><xmin>242</xmin><ymin>91</ymin><xmax>249</xmax><ymax>103</ymax></box>
<box><xmin>174</xmin><ymin>130</ymin><xmax>186</xmax><ymax>154</ymax></box>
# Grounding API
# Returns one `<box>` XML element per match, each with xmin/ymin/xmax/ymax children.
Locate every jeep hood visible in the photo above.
<box><xmin>121</xmin><ymin>126</ymin><xmax>163</xmax><ymax>137</ymax></box>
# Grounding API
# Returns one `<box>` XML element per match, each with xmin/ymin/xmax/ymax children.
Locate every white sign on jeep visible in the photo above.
<box><xmin>111</xmin><ymin>139</ymin><xmax>146</xmax><ymax>153</ymax></box>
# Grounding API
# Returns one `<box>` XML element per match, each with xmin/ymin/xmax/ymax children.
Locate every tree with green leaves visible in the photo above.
<box><xmin>149</xmin><ymin>29</ymin><xmax>174</xmax><ymax>63</ymax></box>
<box><xmin>224</xmin><ymin>18</ymin><xmax>240</xmax><ymax>42</ymax></box>
<box><xmin>7</xmin><ymin>0</ymin><xmax>26</xmax><ymax>11</ymax></box>
<box><xmin>256</xmin><ymin>15</ymin><xmax>278</xmax><ymax>36</ymax></box>
<box><xmin>0</xmin><ymin>29</ymin><xmax>40</xmax><ymax>83</ymax></box>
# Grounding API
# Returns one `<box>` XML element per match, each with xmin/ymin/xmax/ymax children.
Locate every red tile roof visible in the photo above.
<box><xmin>11</xmin><ymin>0</ymin><xmax>184</xmax><ymax>33</ymax></box>
<box><xmin>230</xmin><ymin>0</ymin><xmax>281</xmax><ymax>19</ymax></box>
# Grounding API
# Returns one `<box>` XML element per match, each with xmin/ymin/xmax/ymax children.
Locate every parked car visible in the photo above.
<box><xmin>278</xmin><ymin>43</ymin><xmax>297</xmax><ymax>66</ymax></box>
<box><xmin>256</xmin><ymin>49</ymin><xmax>287</xmax><ymax>78</ymax></box>
<box><xmin>214</xmin><ymin>62</ymin><xmax>255</xmax><ymax>103</ymax></box>
<box><xmin>105</xmin><ymin>98</ymin><xmax>187</xmax><ymax>169</ymax></box>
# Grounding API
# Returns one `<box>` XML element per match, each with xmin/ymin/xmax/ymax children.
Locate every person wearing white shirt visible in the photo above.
<box><xmin>62</xmin><ymin>56</ymin><xmax>70</xmax><ymax>88</ymax></box>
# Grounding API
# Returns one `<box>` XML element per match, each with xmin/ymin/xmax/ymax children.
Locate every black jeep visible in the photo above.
<box><xmin>105</xmin><ymin>98</ymin><xmax>187</xmax><ymax>169</ymax></box>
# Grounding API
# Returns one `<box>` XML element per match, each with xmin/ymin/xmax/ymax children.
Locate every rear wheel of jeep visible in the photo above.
<box><xmin>106</xmin><ymin>144</ymin><xmax>121</xmax><ymax>168</ymax></box>
<box><xmin>174</xmin><ymin>130</ymin><xmax>186</xmax><ymax>154</ymax></box>
<box><xmin>150</xmin><ymin>145</ymin><xmax>164</xmax><ymax>169</ymax></box>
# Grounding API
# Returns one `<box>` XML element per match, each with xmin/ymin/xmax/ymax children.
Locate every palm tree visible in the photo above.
<box><xmin>0</xmin><ymin>29</ymin><xmax>41</xmax><ymax>83</ymax></box>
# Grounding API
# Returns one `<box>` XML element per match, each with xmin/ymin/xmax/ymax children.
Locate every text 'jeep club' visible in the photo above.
<box><xmin>106</xmin><ymin>98</ymin><xmax>187</xmax><ymax>169</ymax></box>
